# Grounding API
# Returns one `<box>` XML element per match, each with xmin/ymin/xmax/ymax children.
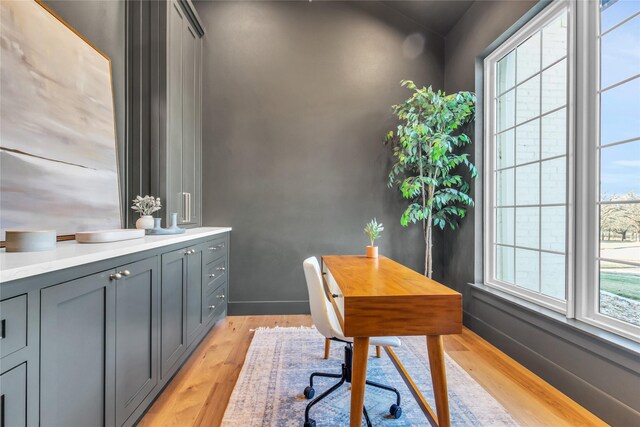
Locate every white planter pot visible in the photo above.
<box><xmin>136</xmin><ymin>215</ymin><xmax>154</xmax><ymax>230</ymax></box>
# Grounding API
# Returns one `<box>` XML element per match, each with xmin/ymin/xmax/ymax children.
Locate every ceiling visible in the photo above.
<box><xmin>382</xmin><ymin>0</ymin><xmax>474</xmax><ymax>37</ymax></box>
<box><xmin>202</xmin><ymin>0</ymin><xmax>475</xmax><ymax>38</ymax></box>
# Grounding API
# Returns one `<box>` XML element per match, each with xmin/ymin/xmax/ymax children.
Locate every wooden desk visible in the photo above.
<box><xmin>322</xmin><ymin>255</ymin><xmax>462</xmax><ymax>427</ymax></box>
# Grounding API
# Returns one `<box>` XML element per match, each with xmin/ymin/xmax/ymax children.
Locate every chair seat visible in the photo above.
<box><xmin>370</xmin><ymin>336</ymin><xmax>402</xmax><ymax>347</ymax></box>
<box><xmin>329</xmin><ymin>330</ymin><xmax>401</xmax><ymax>348</ymax></box>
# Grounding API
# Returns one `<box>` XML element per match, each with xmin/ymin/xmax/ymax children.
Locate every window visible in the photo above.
<box><xmin>485</xmin><ymin>1</ymin><xmax>570</xmax><ymax>312</ymax></box>
<box><xmin>587</xmin><ymin>0</ymin><xmax>640</xmax><ymax>337</ymax></box>
<box><xmin>485</xmin><ymin>0</ymin><xmax>640</xmax><ymax>341</ymax></box>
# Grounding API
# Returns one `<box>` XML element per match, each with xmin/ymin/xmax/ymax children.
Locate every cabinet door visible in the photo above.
<box><xmin>40</xmin><ymin>270</ymin><xmax>116</xmax><ymax>427</ymax></box>
<box><xmin>181</xmin><ymin>17</ymin><xmax>200</xmax><ymax>226</ymax></box>
<box><xmin>186</xmin><ymin>245</ymin><xmax>204</xmax><ymax>345</ymax></box>
<box><xmin>115</xmin><ymin>257</ymin><xmax>158</xmax><ymax>426</ymax></box>
<box><xmin>167</xmin><ymin>0</ymin><xmax>184</xmax><ymax>224</ymax></box>
<box><xmin>165</xmin><ymin>0</ymin><xmax>202</xmax><ymax>227</ymax></box>
<box><xmin>193</xmin><ymin>32</ymin><xmax>202</xmax><ymax>225</ymax></box>
<box><xmin>0</xmin><ymin>363</ymin><xmax>27</xmax><ymax>427</ymax></box>
<box><xmin>160</xmin><ymin>249</ymin><xmax>187</xmax><ymax>379</ymax></box>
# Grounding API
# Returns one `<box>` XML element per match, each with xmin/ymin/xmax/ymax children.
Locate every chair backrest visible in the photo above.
<box><xmin>303</xmin><ymin>256</ymin><xmax>343</xmax><ymax>340</ymax></box>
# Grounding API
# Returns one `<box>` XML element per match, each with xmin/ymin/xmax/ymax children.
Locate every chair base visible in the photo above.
<box><xmin>303</xmin><ymin>342</ymin><xmax>402</xmax><ymax>427</ymax></box>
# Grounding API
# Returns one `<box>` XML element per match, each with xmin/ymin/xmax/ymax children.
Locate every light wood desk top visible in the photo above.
<box><xmin>321</xmin><ymin>255</ymin><xmax>462</xmax><ymax>427</ymax></box>
<box><xmin>323</xmin><ymin>255</ymin><xmax>460</xmax><ymax>298</ymax></box>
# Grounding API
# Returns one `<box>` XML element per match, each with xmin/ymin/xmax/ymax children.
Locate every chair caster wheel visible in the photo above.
<box><xmin>304</xmin><ymin>418</ymin><xmax>316</xmax><ymax>427</ymax></box>
<box><xmin>389</xmin><ymin>403</ymin><xmax>402</xmax><ymax>419</ymax></box>
<box><xmin>303</xmin><ymin>386</ymin><xmax>315</xmax><ymax>399</ymax></box>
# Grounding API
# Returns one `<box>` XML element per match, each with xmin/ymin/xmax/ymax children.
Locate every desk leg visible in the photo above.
<box><xmin>350</xmin><ymin>337</ymin><xmax>370</xmax><ymax>427</ymax></box>
<box><xmin>427</xmin><ymin>335</ymin><xmax>450</xmax><ymax>427</ymax></box>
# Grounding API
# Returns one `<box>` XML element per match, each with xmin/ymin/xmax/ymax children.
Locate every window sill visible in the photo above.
<box><xmin>467</xmin><ymin>282</ymin><xmax>640</xmax><ymax>367</ymax></box>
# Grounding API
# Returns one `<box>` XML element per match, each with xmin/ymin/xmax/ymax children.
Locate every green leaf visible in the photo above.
<box><xmin>384</xmin><ymin>82</ymin><xmax>477</xmax><ymax>245</ymax></box>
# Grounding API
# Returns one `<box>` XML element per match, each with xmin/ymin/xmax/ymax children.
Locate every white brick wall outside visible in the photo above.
<box><xmin>541</xmin><ymin>206</ymin><xmax>566</xmax><ymax>251</ymax></box>
<box><xmin>516</xmin><ymin>248</ymin><xmax>540</xmax><ymax>291</ymax></box>
<box><xmin>515</xmin><ymin>163</ymin><xmax>540</xmax><ymax>205</ymax></box>
<box><xmin>492</xmin><ymin>9</ymin><xmax>569</xmax><ymax>300</ymax></box>
<box><xmin>516</xmin><ymin>207</ymin><xmax>539</xmax><ymax>249</ymax></box>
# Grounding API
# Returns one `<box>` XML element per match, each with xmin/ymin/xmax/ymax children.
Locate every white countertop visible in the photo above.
<box><xmin>0</xmin><ymin>227</ymin><xmax>232</xmax><ymax>284</ymax></box>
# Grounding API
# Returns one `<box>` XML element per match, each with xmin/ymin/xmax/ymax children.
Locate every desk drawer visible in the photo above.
<box><xmin>204</xmin><ymin>236</ymin><xmax>227</xmax><ymax>264</ymax></box>
<box><xmin>321</xmin><ymin>266</ymin><xmax>344</xmax><ymax>320</ymax></box>
<box><xmin>203</xmin><ymin>282</ymin><xmax>226</xmax><ymax>321</ymax></box>
<box><xmin>204</xmin><ymin>257</ymin><xmax>227</xmax><ymax>295</ymax></box>
<box><xmin>0</xmin><ymin>295</ymin><xmax>27</xmax><ymax>359</ymax></box>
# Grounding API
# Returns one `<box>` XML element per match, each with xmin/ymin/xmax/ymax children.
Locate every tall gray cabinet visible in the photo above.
<box><xmin>163</xmin><ymin>0</ymin><xmax>203</xmax><ymax>227</ymax></box>
<box><xmin>127</xmin><ymin>0</ymin><xmax>204</xmax><ymax>228</ymax></box>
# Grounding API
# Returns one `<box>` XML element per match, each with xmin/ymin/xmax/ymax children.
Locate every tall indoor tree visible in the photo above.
<box><xmin>385</xmin><ymin>81</ymin><xmax>477</xmax><ymax>278</ymax></box>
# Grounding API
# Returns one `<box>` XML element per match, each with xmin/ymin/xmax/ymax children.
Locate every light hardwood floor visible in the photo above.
<box><xmin>138</xmin><ymin>315</ymin><xmax>606</xmax><ymax>427</ymax></box>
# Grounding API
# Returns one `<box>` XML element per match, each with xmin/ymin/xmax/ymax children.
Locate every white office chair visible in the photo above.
<box><xmin>302</xmin><ymin>256</ymin><xmax>403</xmax><ymax>427</ymax></box>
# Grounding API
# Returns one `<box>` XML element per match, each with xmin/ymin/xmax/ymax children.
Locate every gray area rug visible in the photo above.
<box><xmin>221</xmin><ymin>327</ymin><xmax>519</xmax><ymax>426</ymax></box>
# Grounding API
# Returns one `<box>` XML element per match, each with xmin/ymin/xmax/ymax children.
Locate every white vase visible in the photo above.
<box><xmin>136</xmin><ymin>215</ymin><xmax>154</xmax><ymax>230</ymax></box>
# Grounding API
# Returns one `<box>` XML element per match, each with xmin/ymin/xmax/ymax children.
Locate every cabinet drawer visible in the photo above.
<box><xmin>204</xmin><ymin>236</ymin><xmax>227</xmax><ymax>264</ymax></box>
<box><xmin>0</xmin><ymin>363</ymin><xmax>27</xmax><ymax>427</ymax></box>
<box><xmin>204</xmin><ymin>257</ymin><xmax>227</xmax><ymax>295</ymax></box>
<box><xmin>0</xmin><ymin>295</ymin><xmax>27</xmax><ymax>359</ymax></box>
<box><xmin>203</xmin><ymin>282</ymin><xmax>226</xmax><ymax>321</ymax></box>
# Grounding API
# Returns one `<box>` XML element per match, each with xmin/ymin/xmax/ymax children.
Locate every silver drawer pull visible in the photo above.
<box><xmin>110</xmin><ymin>273</ymin><xmax>122</xmax><ymax>280</ymax></box>
<box><xmin>209</xmin><ymin>273</ymin><xmax>215</xmax><ymax>278</ymax></box>
<box><xmin>209</xmin><ymin>244</ymin><xmax>225</xmax><ymax>251</ymax></box>
<box><xmin>120</xmin><ymin>270</ymin><xmax>131</xmax><ymax>277</ymax></box>
<box><xmin>217</xmin><ymin>294</ymin><xmax>225</xmax><ymax>300</ymax></box>
<box><xmin>216</xmin><ymin>267</ymin><xmax>225</xmax><ymax>272</ymax></box>
<box><xmin>208</xmin><ymin>305</ymin><xmax>215</xmax><ymax>310</ymax></box>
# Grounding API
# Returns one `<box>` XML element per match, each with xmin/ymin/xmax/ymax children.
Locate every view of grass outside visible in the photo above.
<box><xmin>601</xmin><ymin>271</ymin><xmax>640</xmax><ymax>301</ymax></box>
<box><xmin>599</xmin><ymin>202</ymin><xmax>640</xmax><ymax>327</ymax></box>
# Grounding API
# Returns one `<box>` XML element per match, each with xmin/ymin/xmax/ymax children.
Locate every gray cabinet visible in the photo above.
<box><xmin>0</xmin><ymin>363</ymin><xmax>27</xmax><ymax>427</ymax></box>
<box><xmin>40</xmin><ymin>258</ymin><xmax>160</xmax><ymax>427</ymax></box>
<box><xmin>154</xmin><ymin>0</ymin><xmax>204</xmax><ymax>229</ymax></box>
<box><xmin>3</xmin><ymin>231</ymin><xmax>228</xmax><ymax>427</ymax></box>
<box><xmin>115</xmin><ymin>257</ymin><xmax>158</xmax><ymax>426</ymax></box>
<box><xmin>40</xmin><ymin>270</ymin><xmax>116</xmax><ymax>427</ymax></box>
<box><xmin>160</xmin><ymin>249</ymin><xmax>187</xmax><ymax>379</ymax></box>
<box><xmin>161</xmin><ymin>242</ymin><xmax>207</xmax><ymax>377</ymax></box>
<box><xmin>186</xmin><ymin>243</ymin><xmax>207</xmax><ymax>345</ymax></box>
<box><xmin>126</xmin><ymin>0</ymin><xmax>204</xmax><ymax>229</ymax></box>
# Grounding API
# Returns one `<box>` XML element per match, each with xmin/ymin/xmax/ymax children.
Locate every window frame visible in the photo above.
<box><xmin>483</xmin><ymin>0</ymin><xmax>640</xmax><ymax>343</ymax></box>
<box><xmin>483</xmin><ymin>0</ymin><xmax>575</xmax><ymax>314</ymax></box>
<box><xmin>575</xmin><ymin>0</ymin><xmax>640</xmax><ymax>342</ymax></box>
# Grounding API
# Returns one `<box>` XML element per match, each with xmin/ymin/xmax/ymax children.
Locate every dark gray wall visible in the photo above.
<box><xmin>196</xmin><ymin>0</ymin><xmax>444</xmax><ymax>314</ymax></box>
<box><xmin>43</xmin><ymin>0</ymin><xmax>127</xmax><ymax>218</ymax></box>
<box><xmin>441</xmin><ymin>1</ymin><xmax>640</xmax><ymax>425</ymax></box>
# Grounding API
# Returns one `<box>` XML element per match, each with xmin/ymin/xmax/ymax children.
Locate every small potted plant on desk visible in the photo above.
<box><xmin>364</xmin><ymin>218</ymin><xmax>383</xmax><ymax>258</ymax></box>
